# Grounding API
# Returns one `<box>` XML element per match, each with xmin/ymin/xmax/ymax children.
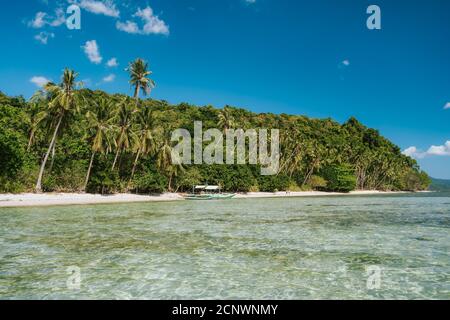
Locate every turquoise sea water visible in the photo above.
<box><xmin>0</xmin><ymin>193</ymin><xmax>449</xmax><ymax>299</ymax></box>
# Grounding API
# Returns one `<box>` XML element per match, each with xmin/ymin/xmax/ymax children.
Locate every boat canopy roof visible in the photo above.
<box><xmin>194</xmin><ymin>185</ymin><xmax>220</xmax><ymax>190</ymax></box>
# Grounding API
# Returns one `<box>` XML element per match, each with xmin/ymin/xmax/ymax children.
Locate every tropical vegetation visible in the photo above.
<box><xmin>0</xmin><ymin>60</ymin><xmax>431</xmax><ymax>194</ymax></box>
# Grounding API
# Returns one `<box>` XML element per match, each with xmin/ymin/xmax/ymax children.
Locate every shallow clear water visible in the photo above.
<box><xmin>1</xmin><ymin>193</ymin><xmax>449</xmax><ymax>299</ymax></box>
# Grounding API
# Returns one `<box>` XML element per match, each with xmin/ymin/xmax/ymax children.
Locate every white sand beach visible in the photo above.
<box><xmin>234</xmin><ymin>190</ymin><xmax>408</xmax><ymax>199</ymax></box>
<box><xmin>0</xmin><ymin>192</ymin><xmax>184</xmax><ymax>208</ymax></box>
<box><xmin>0</xmin><ymin>190</ymin><xmax>408</xmax><ymax>208</ymax></box>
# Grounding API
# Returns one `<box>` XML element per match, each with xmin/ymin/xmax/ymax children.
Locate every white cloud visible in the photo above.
<box><xmin>28</xmin><ymin>9</ymin><xmax>66</xmax><ymax>28</ymax></box>
<box><xmin>103</xmin><ymin>74</ymin><xmax>116</xmax><ymax>82</ymax></box>
<box><xmin>82</xmin><ymin>40</ymin><xmax>102</xmax><ymax>64</ymax></box>
<box><xmin>116</xmin><ymin>6</ymin><xmax>169</xmax><ymax>36</ymax></box>
<box><xmin>49</xmin><ymin>8</ymin><xmax>66</xmax><ymax>27</ymax></box>
<box><xmin>77</xmin><ymin>0</ymin><xmax>120</xmax><ymax>17</ymax></box>
<box><xmin>34</xmin><ymin>31</ymin><xmax>55</xmax><ymax>44</ymax></box>
<box><xmin>444</xmin><ymin>102</ymin><xmax>450</xmax><ymax>110</ymax></box>
<box><xmin>402</xmin><ymin>146</ymin><xmax>424</xmax><ymax>159</ymax></box>
<box><xmin>106</xmin><ymin>58</ymin><xmax>118</xmax><ymax>67</ymax></box>
<box><xmin>427</xmin><ymin>141</ymin><xmax>450</xmax><ymax>156</ymax></box>
<box><xmin>136</xmin><ymin>7</ymin><xmax>169</xmax><ymax>35</ymax></box>
<box><xmin>116</xmin><ymin>20</ymin><xmax>139</xmax><ymax>33</ymax></box>
<box><xmin>30</xmin><ymin>76</ymin><xmax>51</xmax><ymax>88</ymax></box>
<box><xmin>29</xmin><ymin>12</ymin><xmax>47</xmax><ymax>28</ymax></box>
<box><xmin>403</xmin><ymin>141</ymin><xmax>450</xmax><ymax>159</ymax></box>
<box><xmin>337</xmin><ymin>60</ymin><xmax>350</xmax><ymax>72</ymax></box>
<box><xmin>81</xmin><ymin>78</ymin><xmax>92</xmax><ymax>86</ymax></box>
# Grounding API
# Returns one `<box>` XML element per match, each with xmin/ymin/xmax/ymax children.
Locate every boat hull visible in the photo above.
<box><xmin>184</xmin><ymin>194</ymin><xmax>236</xmax><ymax>200</ymax></box>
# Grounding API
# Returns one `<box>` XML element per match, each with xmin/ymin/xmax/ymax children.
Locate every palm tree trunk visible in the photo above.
<box><xmin>302</xmin><ymin>158</ymin><xmax>320</xmax><ymax>186</ymax></box>
<box><xmin>133</xmin><ymin>84</ymin><xmax>139</xmax><ymax>100</ymax></box>
<box><xmin>130</xmin><ymin>148</ymin><xmax>142</xmax><ymax>182</ymax></box>
<box><xmin>118</xmin><ymin>152</ymin><xmax>124</xmax><ymax>171</ymax></box>
<box><xmin>112</xmin><ymin>148</ymin><xmax>120</xmax><ymax>170</ymax></box>
<box><xmin>302</xmin><ymin>167</ymin><xmax>313</xmax><ymax>186</ymax></box>
<box><xmin>302</xmin><ymin>163</ymin><xmax>315</xmax><ymax>186</ymax></box>
<box><xmin>49</xmin><ymin>142</ymin><xmax>56</xmax><ymax>172</ymax></box>
<box><xmin>35</xmin><ymin>115</ymin><xmax>63</xmax><ymax>193</ymax></box>
<box><xmin>83</xmin><ymin>151</ymin><xmax>96</xmax><ymax>192</ymax></box>
<box><xmin>27</xmin><ymin>130</ymin><xmax>35</xmax><ymax>152</ymax></box>
<box><xmin>168</xmin><ymin>173</ymin><xmax>173</xmax><ymax>192</ymax></box>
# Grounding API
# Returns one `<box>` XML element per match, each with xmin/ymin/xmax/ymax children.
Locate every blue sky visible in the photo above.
<box><xmin>0</xmin><ymin>0</ymin><xmax>449</xmax><ymax>178</ymax></box>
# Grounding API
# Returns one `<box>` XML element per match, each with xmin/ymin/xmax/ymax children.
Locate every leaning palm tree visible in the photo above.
<box><xmin>129</xmin><ymin>105</ymin><xmax>157</xmax><ymax>182</ymax></box>
<box><xmin>35</xmin><ymin>69</ymin><xmax>84</xmax><ymax>193</ymax></box>
<box><xmin>127</xmin><ymin>58</ymin><xmax>156</xmax><ymax>100</ymax></box>
<box><xmin>111</xmin><ymin>99</ymin><xmax>134</xmax><ymax>170</ymax></box>
<box><xmin>83</xmin><ymin>97</ymin><xmax>115</xmax><ymax>191</ymax></box>
<box><xmin>279</xmin><ymin>126</ymin><xmax>303</xmax><ymax>177</ymax></box>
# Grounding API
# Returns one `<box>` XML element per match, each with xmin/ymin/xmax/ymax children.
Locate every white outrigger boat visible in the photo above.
<box><xmin>184</xmin><ymin>185</ymin><xmax>236</xmax><ymax>200</ymax></box>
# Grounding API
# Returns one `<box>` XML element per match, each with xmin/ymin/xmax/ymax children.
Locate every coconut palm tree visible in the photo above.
<box><xmin>26</xmin><ymin>98</ymin><xmax>47</xmax><ymax>152</ymax></box>
<box><xmin>83</xmin><ymin>97</ymin><xmax>115</xmax><ymax>191</ymax></box>
<box><xmin>35</xmin><ymin>68</ymin><xmax>84</xmax><ymax>193</ymax></box>
<box><xmin>301</xmin><ymin>142</ymin><xmax>326</xmax><ymax>186</ymax></box>
<box><xmin>129</xmin><ymin>105</ymin><xmax>158</xmax><ymax>182</ymax></box>
<box><xmin>155</xmin><ymin>129</ymin><xmax>184</xmax><ymax>192</ymax></box>
<box><xmin>279</xmin><ymin>126</ymin><xmax>304</xmax><ymax>178</ymax></box>
<box><xmin>111</xmin><ymin>99</ymin><xmax>134</xmax><ymax>170</ymax></box>
<box><xmin>156</xmin><ymin>137</ymin><xmax>173</xmax><ymax>175</ymax></box>
<box><xmin>218</xmin><ymin>106</ymin><xmax>235</xmax><ymax>132</ymax></box>
<box><xmin>127</xmin><ymin>58</ymin><xmax>156</xmax><ymax>100</ymax></box>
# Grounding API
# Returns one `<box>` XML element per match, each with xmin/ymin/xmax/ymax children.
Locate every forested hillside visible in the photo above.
<box><xmin>0</xmin><ymin>69</ymin><xmax>430</xmax><ymax>194</ymax></box>
<box><xmin>429</xmin><ymin>178</ymin><xmax>450</xmax><ymax>191</ymax></box>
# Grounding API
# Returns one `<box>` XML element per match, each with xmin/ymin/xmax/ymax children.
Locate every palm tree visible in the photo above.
<box><xmin>35</xmin><ymin>68</ymin><xmax>84</xmax><ymax>193</ymax></box>
<box><xmin>26</xmin><ymin>98</ymin><xmax>47</xmax><ymax>152</ymax></box>
<box><xmin>83</xmin><ymin>97</ymin><xmax>115</xmax><ymax>191</ymax></box>
<box><xmin>218</xmin><ymin>106</ymin><xmax>235</xmax><ymax>132</ymax></box>
<box><xmin>156</xmin><ymin>129</ymin><xmax>184</xmax><ymax>191</ymax></box>
<box><xmin>279</xmin><ymin>126</ymin><xmax>304</xmax><ymax>178</ymax></box>
<box><xmin>111</xmin><ymin>99</ymin><xmax>133</xmax><ymax>170</ymax></box>
<box><xmin>156</xmin><ymin>137</ymin><xmax>172</xmax><ymax>175</ymax></box>
<box><xmin>301</xmin><ymin>142</ymin><xmax>326</xmax><ymax>186</ymax></box>
<box><xmin>127</xmin><ymin>58</ymin><xmax>155</xmax><ymax>101</ymax></box>
<box><xmin>129</xmin><ymin>105</ymin><xmax>157</xmax><ymax>182</ymax></box>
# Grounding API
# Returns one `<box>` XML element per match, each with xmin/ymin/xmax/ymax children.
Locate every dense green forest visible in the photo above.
<box><xmin>0</xmin><ymin>65</ymin><xmax>430</xmax><ymax>194</ymax></box>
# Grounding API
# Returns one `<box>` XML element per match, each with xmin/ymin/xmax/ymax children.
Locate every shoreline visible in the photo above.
<box><xmin>0</xmin><ymin>190</ymin><xmax>412</xmax><ymax>208</ymax></box>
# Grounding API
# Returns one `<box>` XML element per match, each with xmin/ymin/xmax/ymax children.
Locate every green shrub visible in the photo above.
<box><xmin>198</xmin><ymin>165</ymin><xmax>256</xmax><ymax>192</ymax></box>
<box><xmin>42</xmin><ymin>175</ymin><xmax>58</xmax><ymax>192</ymax></box>
<box><xmin>0</xmin><ymin>129</ymin><xmax>25</xmax><ymax>176</ymax></box>
<box><xmin>308</xmin><ymin>175</ymin><xmax>327</xmax><ymax>190</ymax></box>
<box><xmin>257</xmin><ymin>174</ymin><xmax>291</xmax><ymax>192</ymax></box>
<box><xmin>88</xmin><ymin>169</ymin><xmax>121</xmax><ymax>194</ymax></box>
<box><xmin>0</xmin><ymin>127</ymin><xmax>26</xmax><ymax>192</ymax></box>
<box><xmin>55</xmin><ymin>161</ymin><xmax>86</xmax><ymax>192</ymax></box>
<box><xmin>320</xmin><ymin>164</ymin><xmax>356</xmax><ymax>192</ymax></box>
<box><xmin>175</xmin><ymin>167</ymin><xmax>203</xmax><ymax>192</ymax></box>
<box><xmin>287</xmin><ymin>182</ymin><xmax>306</xmax><ymax>191</ymax></box>
<box><xmin>133</xmin><ymin>172</ymin><xmax>167</xmax><ymax>194</ymax></box>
